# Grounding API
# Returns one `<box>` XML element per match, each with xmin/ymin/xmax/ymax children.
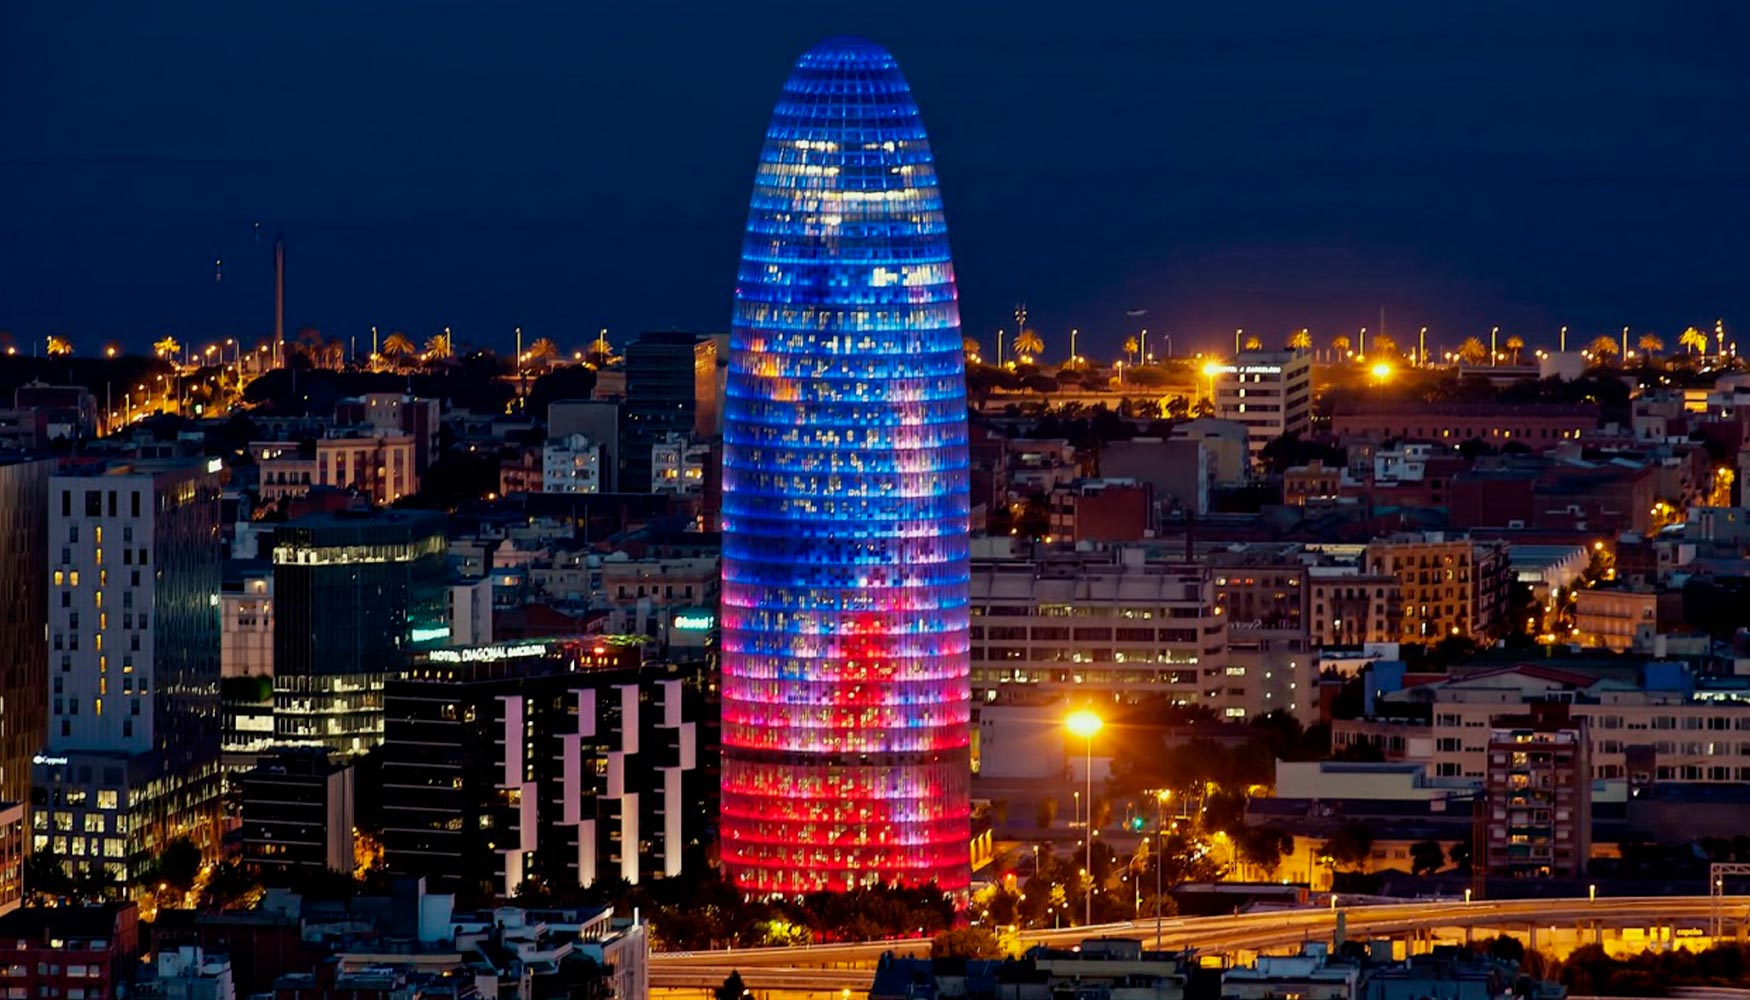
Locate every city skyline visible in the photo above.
<box><xmin>3</xmin><ymin>3</ymin><xmax>1746</xmax><ymax>360</ymax></box>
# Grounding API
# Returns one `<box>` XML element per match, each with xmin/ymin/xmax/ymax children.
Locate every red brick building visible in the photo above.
<box><xmin>1048</xmin><ymin>479</ymin><xmax>1152</xmax><ymax>542</ymax></box>
<box><xmin>0</xmin><ymin>903</ymin><xmax>139</xmax><ymax>1000</ymax></box>
<box><xmin>1333</xmin><ymin>401</ymin><xmax>1598</xmax><ymax>450</ymax></box>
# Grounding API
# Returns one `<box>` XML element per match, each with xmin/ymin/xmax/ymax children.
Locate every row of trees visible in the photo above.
<box><xmin>23</xmin><ymin>835</ymin><xmax>261</xmax><ymax>910</ymax></box>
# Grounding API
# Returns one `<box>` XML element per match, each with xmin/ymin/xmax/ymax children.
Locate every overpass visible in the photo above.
<box><xmin>651</xmin><ymin>895</ymin><xmax>1750</xmax><ymax>992</ymax></box>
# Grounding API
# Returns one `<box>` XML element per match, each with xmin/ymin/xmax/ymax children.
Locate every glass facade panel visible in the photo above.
<box><xmin>720</xmin><ymin>37</ymin><xmax>972</xmax><ymax>893</ymax></box>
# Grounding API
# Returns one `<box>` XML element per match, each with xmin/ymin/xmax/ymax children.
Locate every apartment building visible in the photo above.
<box><xmin>1332</xmin><ymin>664</ymin><xmax>1750</xmax><ymax>784</ymax></box>
<box><xmin>1483</xmin><ymin>702</ymin><xmax>1591</xmax><ymax>879</ymax></box>
<box><xmin>1363</xmin><ymin>532</ymin><xmax>1510</xmax><ymax>642</ymax></box>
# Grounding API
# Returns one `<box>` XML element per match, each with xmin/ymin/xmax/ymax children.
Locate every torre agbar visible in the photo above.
<box><xmin>720</xmin><ymin>37</ymin><xmax>972</xmax><ymax>893</ymax></box>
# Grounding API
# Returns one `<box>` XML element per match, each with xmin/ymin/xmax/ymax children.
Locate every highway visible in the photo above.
<box><xmin>651</xmin><ymin>895</ymin><xmax>1749</xmax><ymax>993</ymax></box>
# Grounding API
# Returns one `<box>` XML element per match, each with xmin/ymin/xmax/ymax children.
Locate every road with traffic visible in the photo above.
<box><xmin>651</xmin><ymin>895</ymin><xmax>1748</xmax><ymax>993</ymax></box>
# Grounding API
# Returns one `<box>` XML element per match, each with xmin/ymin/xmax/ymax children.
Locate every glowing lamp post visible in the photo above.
<box><xmin>1067</xmin><ymin>708</ymin><xmax>1103</xmax><ymax>926</ymax></box>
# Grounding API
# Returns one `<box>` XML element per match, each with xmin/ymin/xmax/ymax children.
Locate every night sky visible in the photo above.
<box><xmin>2</xmin><ymin>1</ymin><xmax>1746</xmax><ymax>360</ymax></box>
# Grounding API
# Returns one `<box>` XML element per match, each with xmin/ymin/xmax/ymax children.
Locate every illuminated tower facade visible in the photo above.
<box><xmin>720</xmin><ymin>37</ymin><xmax>971</xmax><ymax>893</ymax></box>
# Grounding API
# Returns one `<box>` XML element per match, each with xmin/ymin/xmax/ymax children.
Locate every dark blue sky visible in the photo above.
<box><xmin>2</xmin><ymin>1</ymin><xmax>1746</xmax><ymax>360</ymax></box>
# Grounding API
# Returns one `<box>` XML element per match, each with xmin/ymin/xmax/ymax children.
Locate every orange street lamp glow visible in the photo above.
<box><xmin>1370</xmin><ymin>362</ymin><xmax>1393</xmax><ymax>380</ymax></box>
<box><xmin>1066</xmin><ymin>709</ymin><xmax>1103</xmax><ymax>739</ymax></box>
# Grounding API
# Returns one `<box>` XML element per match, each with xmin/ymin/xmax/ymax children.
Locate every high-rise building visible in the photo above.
<box><xmin>623</xmin><ymin>331</ymin><xmax>700</xmax><ymax>493</ymax></box>
<box><xmin>239</xmin><ymin>747</ymin><xmax>355</xmax><ymax>881</ymax></box>
<box><xmin>720</xmin><ymin>37</ymin><xmax>972</xmax><ymax>893</ymax></box>
<box><xmin>0</xmin><ymin>456</ymin><xmax>53</xmax><ymax>807</ymax></box>
<box><xmin>1483</xmin><ymin>702</ymin><xmax>1591</xmax><ymax>879</ymax></box>
<box><xmin>693</xmin><ymin>334</ymin><xmax>728</xmax><ymax>439</ymax></box>
<box><xmin>380</xmin><ymin>639</ymin><xmax>701</xmax><ymax>898</ymax></box>
<box><xmin>270</xmin><ymin>509</ymin><xmax>449</xmax><ymax>754</ymax></box>
<box><xmin>34</xmin><ymin>460</ymin><xmax>225</xmax><ymax>884</ymax></box>
<box><xmin>1211</xmin><ymin>350</ymin><xmax>1312</xmax><ymax>463</ymax></box>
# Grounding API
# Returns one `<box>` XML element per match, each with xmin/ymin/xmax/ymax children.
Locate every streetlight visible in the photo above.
<box><xmin>1066</xmin><ymin>708</ymin><xmax>1102</xmax><ymax>927</ymax></box>
<box><xmin>1370</xmin><ymin>361</ymin><xmax>1393</xmax><ymax>383</ymax></box>
<box><xmin>1155</xmin><ymin>789</ymin><xmax>1170</xmax><ymax>945</ymax></box>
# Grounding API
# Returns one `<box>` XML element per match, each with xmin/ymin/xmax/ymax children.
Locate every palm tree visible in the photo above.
<box><xmin>1505</xmin><ymin>335</ymin><xmax>1525</xmax><ymax>365</ymax></box>
<box><xmin>45</xmin><ymin>335</ymin><xmax>73</xmax><ymax>356</ymax></box>
<box><xmin>962</xmin><ymin>336</ymin><xmax>982</xmax><ymax>363</ymax></box>
<box><xmin>1371</xmin><ymin>335</ymin><xmax>1399</xmax><ymax>359</ymax></box>
<box><xmin>1456</xmin><ymin>337</ymin><xmax>1487</xmax><ymax>365</ymax></box>
<box><xmin>1587</xmin><ymin>335</ymin><xmax>1620</xmax><ymax>363</ymax></box>
<box><xmin>1679</xmin><ymin>326</ymin><xmax>1709</xmax><ymax>356</ymax></box>
<box><xmin>1330</xmin><ymin>334</ymin><xmax>1352</xmax><ymax>361</ymax></box>
<box><xmin>1287</xmin><ymin>329</ymin><xmax>1312</xmax><ymax>352</ymax></box>
<box><xmin>381</xmin><ymin>332</ymin><xmax>415</xmax><ymax>364</ymax></box>
<box><xmin>1123</xmin><ymin>336</ymin><xmax>1139</xmax><ymax>365</ymax></box>
<box><xmin>1013</xmin><ymin>329</ymin><xmax>1043</xmax><ymax>361</ymax></box>
<box><xmin>1243</xmin><ymin>335</ymin><xmax>1263</xmax><ymax>351</ymax></box>
<box><xmin>1637</xmin><ymin>334</ymin><xmax>1663</xmax><ymax>363</ymax></box>
<box><xmin>154</xmin><ymin>336</ymin><xmax>181</xmax><ymax>360</ymax></box>
<box><xmin>425</xmin><ymin>329</ymin><xmax>454</xmax><ymax>360</ymax></box>
<box><xmin>527</xmin><ymin>338</ymin><xmax>559</xmax><ymax>363</ymax></box>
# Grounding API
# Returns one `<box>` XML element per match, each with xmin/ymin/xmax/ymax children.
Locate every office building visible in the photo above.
<box><xmin>1211</xmin><ymin>350</ymin><xmax>1312</xmax><ymax>461</ymax></box>
<box><xmin>0</xmin><ymin>456</ymin><xmax>52</xmax><ymax>806</ymax></box>
<box><xmin>623</xmin><ymin>331</ymin><xmax>700</xmax><ymax>493</ymax></box>
<box><xmin>0</xmin><ymin>803</ymin><xmax>21</xmax><ymax>916</ymax></box>
<box><xmin>694</xmin><ymin>334</ymin><xmax>728</xmax><ymax>438</ymax></box>
<box><xmin>240</xmin><ymin>748</ymin><xmax>355</xmax><ymax>882</ymax></box>
<box><xmin>1483</xmin><ymin>702</ymin><xmax>1591</xmax><ymax>879</ymax></box>
<box><xmin>379</xmin><ymin>639</ymin><xmax>700</xmax><ymax>897</ymax></box>
<box><xmin>35</xmin><ymin>460</ymin><xmax>224</xmax><ymax>886</ymax></box>
<box><xmin>271</xmin><ymin>509</ymin><xmax>449</xmax><ymax>754</ymax></box>
<box><xmin>1332</xmin><ymin>400</ymin><xmax>1598</xmax><ymax>450</ymax></box>
<box><xmin>969</xmin><ymin>543</ymin><xmax>1231</xmax><ymax>710</ymax></box>
<box><xmin>719</xmin><ymin>38</ymin><xmax>972</xmax><ymax>893</ymax></box>
<box><xmin>542</xmin><ymin>433</ymin><xmax>605</xmax><ymax>494</ymax></box>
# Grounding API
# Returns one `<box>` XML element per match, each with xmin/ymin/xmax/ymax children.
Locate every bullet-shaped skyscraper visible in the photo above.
<box><xmin>720</xmin><ymin>37</ymin><xmax>971</xmax><ymax>893</ymax></box>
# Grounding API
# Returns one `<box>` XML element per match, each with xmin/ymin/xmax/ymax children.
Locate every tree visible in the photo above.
<box><xmin>425</xmin><ymin>329</ymin><xmax>455</xmax><ymax>360</ymax></box>
<box><xmin>1587</xmin><ymin>335</ymin><xmax>1619</xmax><ymax>363</ymax></box>
<box><xmin>154</xmin><ymin>336</ymin><xmax>182</xmax><ymax>360</ymax></box>
<box><xmin>963</xmin><ymin>336</ymin><xmax>982</xmax><ymax>361</ymax></box>
<box><xmin>1409</xmin><ymin>839</ymin><xmax>1446</xmax><ymax>876</ymax></box>
<box><xmin>157</xmin><ymin>836</ymin><xmax>204</xmax><ymax>891</ymax></box>
<box><xmin>527</xmin><ymin>337</ymin><xmax>559</xmax><ymax>363</ymax></box>
<box><xmin>1243</xmin><ymin>335</ymin><xmax>1263</xmax><ymax>351</ymax></box>
<box><xmin>200</xmin><ymin>861</ymin><xmax>261</xmax><ymax>909</ymax></box>
<box><xmin>931</xmin><ymin>927</ymin><xmax>1005</xmax><ymax>959</ymax></box>
<box><xmin>1637</xmin><ymin>333</ymin><xmax>1663</xmax><ymax>359</ymax></box>
<box><xmin>1319</xmin><ymin>822</ymin><xmax>1375</xmax><ymax>872</ymax></box>
<box><xmin>715</xmin><ymin>972</ymin><xmax>750</xmax><ymax>1000</ymax></box>
<box><xmin>1123</xmin><ymin>337</ymin><xmax>1139</xmax><ymax>364</ymax></box>
<box><xmin>1287</xmin><ymin>329</ymin><xmax>1312</xmax><ymax>352</ymax></box>
<box><xmin>46</xmin><ymin>335</ymin><xmax>73</xmax><ymax>356</ymax></box>
<box><xmin>1679</xmin><ymin>325</ymin><xmax>1708</xmax><ymax>355</ymax></box>
<box><xmin>23</xmin><ymin>850</ymin><xmax>74</xmax><ymax>902</ymax></box>
<box><xmin>1014</xmin><ymin>329</ymin><xmax>1043</xmax><ymax>361</ymax></box>
<box><xmin>1330</xmin><ymin>334</ymin><xmax>1351</xmax><ymax>358</ymax></box>
<box><xmin>1235</xmin><ymin>826</ymin><xmax>1294</xmax><ymax>876</ymax></box>
<box><xmin>381</xmin><ymin>332</ymin><xmax>415</xmax><ymax>361</ymax></box>
<box><xmin>1456</xmin><ymin>337</ymin><xmax>1487</xmax><ymax>364</ymax></box>
<box><xmin>1505</xmin><ymin>335</ymin><xmax>1524</xmax><ymax>364</ymax></box>
<box><xmin>1371</xmin><ymin>334</ymin><xmax>1398</xmax><ymax>359</ymax></box>
<box><xmin>1448</xmin><ymin>832</ymin><xmax>1474</xmax><ymax>872</ymax></box>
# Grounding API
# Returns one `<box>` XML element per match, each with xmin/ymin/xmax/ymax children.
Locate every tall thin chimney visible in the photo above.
<box><xmin>274</xmin><ymin>233</ymin><xmax>285</xmax><ymax>368</ymax></box>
